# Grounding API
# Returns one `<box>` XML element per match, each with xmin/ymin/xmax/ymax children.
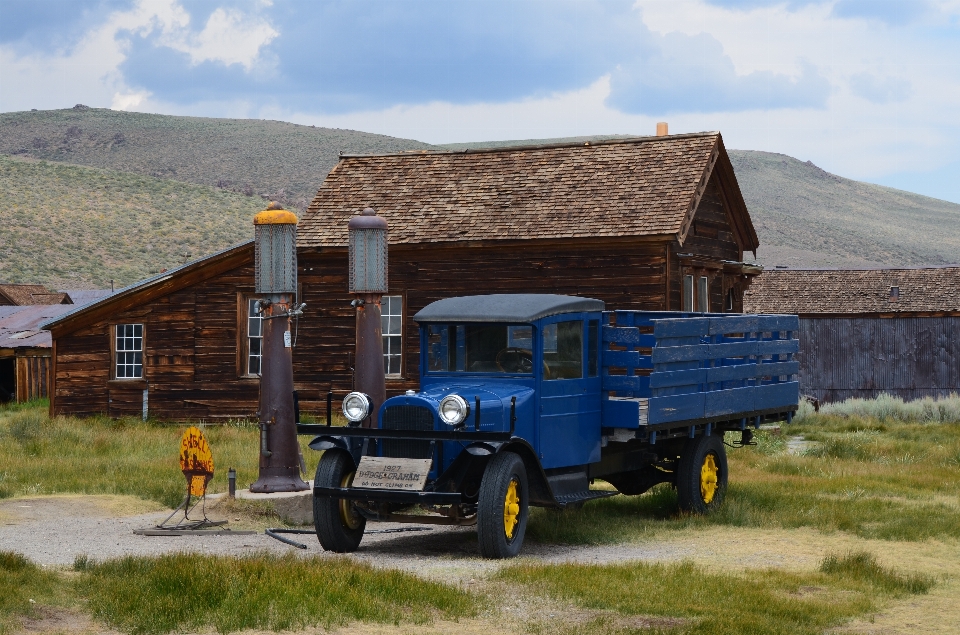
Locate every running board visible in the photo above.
<box><xmin>554</xmin><ymin>490</ymin><xmax>619</xmax><ymax>508</ymax></box>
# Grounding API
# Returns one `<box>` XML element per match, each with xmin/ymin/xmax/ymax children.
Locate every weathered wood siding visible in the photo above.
<box><xmin>52</xmin><ymin>262</ymin><xmax>261</xmax><ymax>420</ymax></box>
<box><xmin>14</xmin><ymin>354</ymin><xmax>50</xmax><ymax>402</ymax></box>
<box><xmin>798</xmin><ymin>316</ymin><xmax>960</xmax><ymax>402</ymax></box>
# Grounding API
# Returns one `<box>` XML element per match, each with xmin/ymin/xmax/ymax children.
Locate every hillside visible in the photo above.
<box><xmin>0</xmin><ymin>107</ymin><xmax>434</xmax><ymax>211</ymax></box>
<box><xmin>729</xmin><ymin>150</ymin><xmax>960</xmax><ymax>268</ymax></box>
<box><xmin>0</xmin><ymin>155</ymin><xmax>265</xmax><ymax>289</ymax></box>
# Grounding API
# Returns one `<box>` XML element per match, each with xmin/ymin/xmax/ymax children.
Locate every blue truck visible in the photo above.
<box><xmin>299</xmin><ymin>294</ymin><xmax>799</xmax><ymax>558</ymax></box>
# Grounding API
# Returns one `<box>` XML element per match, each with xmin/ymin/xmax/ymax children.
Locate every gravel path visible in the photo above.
<box><xmin>0</xmin><ymin>495</ymin><xmax>690</xmax><ymax>582</ymax></box>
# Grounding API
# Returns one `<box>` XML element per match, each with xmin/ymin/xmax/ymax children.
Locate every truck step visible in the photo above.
<box><xmin>555</xmin><ymin>489</ymin><xmax>619</xmax><ymax>508</ymax></box>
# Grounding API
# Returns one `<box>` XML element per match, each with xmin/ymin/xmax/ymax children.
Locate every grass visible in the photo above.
<box><xmin>1</xmin><ymin>550</ymin><xmax>475</xmax><ymax>635</ymax></box>
<box><xmin>499</xmin><ymin>551</ymin><xmax>932</xmax><ymax>635</ymax></box>
<box><xmin>0</xmin><ymin>400</ymin><xmax>322</xmax><ymax>509</ymax></box>
<box><xmin>74</xmin><ymin>552</ymin><xmax>475</xmax><ymax>635</ymax></box>
<box><xmin>528</xmin><ymin>395</ymin><xmax>960</xmax><ymax>545</ymax></box>
<box><xmin>0</xmin><ymin>552</ymin><xmax>67</xmax><ymax>635</ymax></box>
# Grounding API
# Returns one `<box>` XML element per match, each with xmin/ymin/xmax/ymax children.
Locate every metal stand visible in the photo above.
<box><xmin>151</xmin><ymin>474</ymin><xmax>226</xmax><ymax>531</ymax></box>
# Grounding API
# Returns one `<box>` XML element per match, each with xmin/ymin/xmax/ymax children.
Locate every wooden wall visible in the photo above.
<box><xmin>798</xmin><ymin>316</ymin><xmax>960</xmax><ymax>402</ymax></box>
<box><xmin>16</xmin><ymin>354</ymin><xmax>51</xmax><ymax>402</ymax></box>
<box><xmin>52</xmin><ymin>262</ymin><xmax>261</xmax><ymax>420</ymax></box>
<box><xmin>51</xmin><ymin>174</ymin><xmax>749</xmax><ymax>420</ymax></box>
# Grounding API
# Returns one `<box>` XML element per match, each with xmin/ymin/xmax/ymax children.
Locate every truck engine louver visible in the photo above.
<box><xmin>381</xmin><ymin>405</ymin><xmax>434</xmax><ymax>459</ymax></box>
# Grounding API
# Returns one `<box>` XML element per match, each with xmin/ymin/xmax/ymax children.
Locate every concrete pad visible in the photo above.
<box><xmin>215</xmin><ymin>481</ymin><xmax>315</xmax><ymax>525</ymax></box>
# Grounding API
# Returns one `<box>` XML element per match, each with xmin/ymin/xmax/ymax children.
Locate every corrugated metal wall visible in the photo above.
<box><xmin>799</xmin><ymin>317</ymin><xmax>960</xmax><ymax>403</ymax></box>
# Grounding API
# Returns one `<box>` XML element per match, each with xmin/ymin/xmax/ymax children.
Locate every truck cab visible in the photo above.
<box><xmin>302</xmin><ymin>294</ymin><xmax>799</xmax><ymax>558</ymax></box>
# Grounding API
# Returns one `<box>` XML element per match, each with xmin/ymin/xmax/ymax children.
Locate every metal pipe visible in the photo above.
<box><xmin>228</xmin><ymin>468</ymin><xmax>236</xmax><ymax>498</ymax></box>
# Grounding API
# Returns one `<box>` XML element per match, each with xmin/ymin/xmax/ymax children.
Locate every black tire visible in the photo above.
<box><xmin>676</xmin><ymin>434</ymin><xmax>728</xmax><ymax>514</ymax></box>
<box><xmin>313</xmin><ymin>451</ymin><xmax>366</xmax><ymax>552</ymax></box>
<box><xmin>477</xmin><ymin>452</ymin><xmax>529</xmax><ymax>559</ymax></box>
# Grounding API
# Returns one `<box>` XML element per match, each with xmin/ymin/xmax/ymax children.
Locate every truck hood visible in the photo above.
<box><xmin>384</xmin><ymin>382</ymin><xmax>534</xmax><ymax>431</ymax></box>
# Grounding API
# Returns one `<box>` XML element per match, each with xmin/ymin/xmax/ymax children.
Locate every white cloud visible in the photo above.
<box><xmin>158</xmin><ymin>7</ymin><xmax>278</xmax><ymax>70</ymax></box>
<box><xmin>0</xmin><ymin>0</ymin><xmax>276</xmax><ymax>112</ymax></box>
<box><xmin>112</xmin><ymin>91</ymin><xmax>151</xmax><ymax>111</ymax></box>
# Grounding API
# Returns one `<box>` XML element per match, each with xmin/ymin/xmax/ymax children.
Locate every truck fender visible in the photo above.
<box><xmin>465</xmin><ymin>441</ymin><xmax>502</xmax><ymax>456</ymax></box>
<box><xmin>498</xmin><ymin>439</ymin><xmax>554</xmax><ymax>506</ymax></box>
<box><xmin>307</xmin><ymin>435</ymin><xmax>349</xmax><ymax>453</ymax></box>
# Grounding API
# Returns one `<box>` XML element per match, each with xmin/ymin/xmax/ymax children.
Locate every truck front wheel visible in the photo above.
<box><xmin>676</xmin><ymin>434</ymin><xmax>728</xmax><ymax>514</ymax></box>
<box><xmin>477</xmin><ymin>451</ymin><xmax>528</xmax><ymax>559</ymax></box>
<box><xmin>313</xmin><ymin>451</ymin><xmax>366</xmax><ymax>552</ymax></box>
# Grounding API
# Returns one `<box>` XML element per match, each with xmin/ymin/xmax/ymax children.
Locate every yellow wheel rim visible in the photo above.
<box><xmin>339</xmin><ymin>472</ymin><xmax>363</xmax><ymax>530</ymax></box>
<box><xmin>700</xmin><ymin>453</ymin><xmax>719</xmax><ymax>504</ymax></box>
<box><xmin>503</xmin><ymin>478</ymin><xmax>521</xmax><ymax>539</ymax></box>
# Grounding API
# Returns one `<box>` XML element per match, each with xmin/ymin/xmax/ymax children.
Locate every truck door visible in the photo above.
<box><xmin>538</xmin><ymin>316</ymin><xmax>601</xmax><ymax>468</ymax></box>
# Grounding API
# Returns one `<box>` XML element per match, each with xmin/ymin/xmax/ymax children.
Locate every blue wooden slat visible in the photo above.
<box><xmin>653</xmin><ymin>318</ymin><xmax>710</xmax><ymax>338</ymax></box>
<box><xmin>704</xmin><ymin>386</ymin><xmax>756</xmax><ymax>417</ymax></box>
<box><xmin>706</xmin><ymin>341</ymin><xmax>758</xmax><ymax>358</ymax></box>
<box><xmin>753</xmin><ymin>381</ymin><xmax>800</xmax><ymax>410</ymax></box>
<box><xmin>651</xmin><ymin>345</ymin><xmax>705</xmax><ymax>364</ymax></box>
<box><xmin>756</xmin><ymin>339</ymin><xmax>800</xmax><ymax>355</ymax></box>
<box><xmin>756</xmin><ymin>315</ymin><xmax>800</xmax><ymax>331</ymax></box>
<box><xmin>648</xmin><ymin>393</ymin><xmax>705</xmax><ymax>424</ymax></box>
<box><xmin>601</xmin><ymin>399</ymin><xmax>643</xmax><ymax>429</ymax></box>
<box><xmin>708</xmin><ymin>315</ymin><xmax>759</xmax><ymax>335</ymax></box>
<box><xmin>649</xmin><ymin>368</ymin><xmax>705</xmax><ymax>389</ymax></box>
<box><xmin>707</xmin><ymin>360</ymin><xmax>799</xmax><ymax>383</ymax></box>
<box><xmin>604</xmin><ymin>350</ymin><xmax>640</xmax><ymax>367</ymax></box>
<box><xmin>603</xmin><ymin>326</ymin><xmax>641</xmax><ymax>345</ymax></box>
<box><xmin>602</xmin><ymin>375</ymin><xmax>650</xmax><ymax>393</ymax></box>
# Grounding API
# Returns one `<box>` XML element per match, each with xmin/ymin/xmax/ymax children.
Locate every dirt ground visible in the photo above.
<box><xmin>3</xmin><ymin>495</ymin><xmax>959</xmax><ymax>635</ymax></box>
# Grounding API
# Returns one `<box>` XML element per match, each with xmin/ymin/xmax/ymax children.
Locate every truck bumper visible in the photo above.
<box><xmin>313</xmin><ymin>485</ymin><xmax>463</xmax><ymax>505</ymax></box>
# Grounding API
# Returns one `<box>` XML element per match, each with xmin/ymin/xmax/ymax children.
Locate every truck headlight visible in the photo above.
<box><xmin>342</xmin><ymin>392</ymin><xmax>371</xmax><ymax>424</ymax></box>
<box><xmin>438</xmin><ymin>394</ymin><xmax>469</xmax><ymax>426</ymax></box>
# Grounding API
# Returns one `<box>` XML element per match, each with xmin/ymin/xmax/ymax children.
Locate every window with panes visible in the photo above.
<box><xmin>247</xmin><ymin>298</ymin><xmax>263</xmax><ymax>376</ymax></box>
<box><xmin>382</xmin><ymin>295</ymin><xmax>403</xmax><ymax>376</ymax></box>
<box><xmin>115</xmin><ymin>324</ymin><xmax>143</xmax><ymax>379</ymax></box>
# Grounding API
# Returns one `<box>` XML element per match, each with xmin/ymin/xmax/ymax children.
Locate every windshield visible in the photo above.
<box><xmin>426</xmin><ymin>323</ymin><xmax>534</xmax><ymax>373</ymax></box>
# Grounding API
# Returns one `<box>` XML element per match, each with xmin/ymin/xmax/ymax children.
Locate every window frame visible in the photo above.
<box><xmin>112</xmin><ymin>323</ymin><xmax>144</xmax><ymax>380</ymax></box>
<box><xmin>237</xmin><ymin>293</ymin><xmax>265</xmax><ymax>378</ymax></box>
<box><xmin>697</xmin><ymin>276</ymin><xmax>710</xmax><ymax>313</ymax></box>
<box><xmin>381</xmin><ymin>294</ymin><xmax>404</xmax><ymax>378</ymax></box>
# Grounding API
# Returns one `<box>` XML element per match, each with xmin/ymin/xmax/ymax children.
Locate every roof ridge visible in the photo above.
<box><xmin>337</xmin><ymin>131</ymin><xmax>721</xmax><ymax>160</ymax></box>
<box><xmin>762</xmin><ymin>265</ymin><xmax>960</xmax><ymax>272</ymax></box>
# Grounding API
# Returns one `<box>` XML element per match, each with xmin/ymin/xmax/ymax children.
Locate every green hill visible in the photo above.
<box><xmin>0</xmin><ymin>107</ymin><xmax>434</xmax><ymax>212</ymax></box>
<box><xmin>0</xmin><ymin>155</ymin><xmax>265</xmax><ymax>289</ymax></box>
<box><xmin>2</xmin><ymin>110</ymin><xmax>959</xmax><ymax>288</ymax></box>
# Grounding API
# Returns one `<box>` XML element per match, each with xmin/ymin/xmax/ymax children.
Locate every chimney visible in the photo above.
<box><xmin>656</xmin><ymin>122</ymin><xmax>669</xmax><ymax>136</ymax></box>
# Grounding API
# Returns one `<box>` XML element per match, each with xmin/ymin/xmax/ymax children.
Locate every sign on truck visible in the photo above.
<box><xmin>298</xmin><ymin>294</ymin><xmax>799</xmax><ymax>558</ymax></box>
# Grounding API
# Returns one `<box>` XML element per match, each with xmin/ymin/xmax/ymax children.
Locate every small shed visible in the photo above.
<box><xmin>744</xmin><ymin>267</ymin><xmax>960</xmax><ymax>402</ymax></box>
<box><xmin>0</xmin><ymin>304</ymin><xmax>76</xmax><ymax>403</ymax></box>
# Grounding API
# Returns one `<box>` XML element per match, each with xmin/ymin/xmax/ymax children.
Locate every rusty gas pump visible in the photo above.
<box><xmin>346</xmin><ymin>208</ymin><xmax>388</xmax><ymax>428</ymax></box>
<box><xmin>249</xmin><ymin>203</ymin><xmax>309</xmax><ymax>493</ymax></box>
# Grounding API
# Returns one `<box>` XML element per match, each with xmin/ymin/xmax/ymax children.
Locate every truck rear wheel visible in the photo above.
<box><xmin>677</xmin><ymin>434</ymin><xmax>728</xmax><ymax>514</ymax></box>
<box><xmin>313</xmin><ymin>451</ymin><xmax>366</xmax><ymax>552</ymax></box>
<box><xmin>477</xmin><ymin>451</ymin><xmax>528</xmax><ymax>559</ymax></box>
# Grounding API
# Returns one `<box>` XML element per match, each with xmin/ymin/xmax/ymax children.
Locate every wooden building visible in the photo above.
<box><xmin>744</xmin><ymin>267</ymin><xmax>960</xmax><ymax>403</ymax></box>
<box><xmin>44</xmin><ymin>132</ymin><xmax>763</xmax><ymax>420</ymax></box>
<box><xmin>0</xmin><ymin>305</ymin><xmax>75</xmax><ymax>403</ymax></box>
<box><xmin>293</xmin><ymin>132</ymin><xmax>762</xmax><ymax>411</ymax></box>
<box><xmin>41</xmin><ymin>242</ymin><xmax>258</xmax><ymax>419</ymax></box>
<box><xmin>0</xmin><ymin>284</ymin><xmax>70</xmax><ymax>306</ymax></box>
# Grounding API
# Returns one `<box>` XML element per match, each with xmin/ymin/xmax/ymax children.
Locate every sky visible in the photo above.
<box><xmin>1</xmin><ymin>0</ymin><xmax>958</xmax><ymax>203</ymax></box>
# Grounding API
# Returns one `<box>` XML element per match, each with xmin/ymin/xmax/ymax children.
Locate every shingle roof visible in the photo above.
<box><xmin>0</xmin><ymin>284</ymin><xmax>69</xmax><ymax>306</ymax></box>
<box><xmin>743</xmin><ymin>267</ymin><xmax>960</xmax><ymax>315</ymax></box>
<box><xmin>298</xmin><ymin>132</ymin><xmax>751</xmax><ymax>248</ymax></box>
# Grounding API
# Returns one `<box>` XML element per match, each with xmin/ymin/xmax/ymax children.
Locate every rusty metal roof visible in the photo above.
<box><xmin>298</xmin><ymin>132</ymin><xmax>756</xmax><ymax>249</ymax></box>
<box><xmin>0</xmin><ymin>304</ymin><xmax>76</xmax><ymax>349</ymax></box>
<box><xmin>743</xmin><ymin>267</ymin><xmax>960</xmax><ymax>315</ymax></box>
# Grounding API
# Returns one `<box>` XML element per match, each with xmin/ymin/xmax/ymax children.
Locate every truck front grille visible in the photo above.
<box><xmin>381</xmin><ymin>405</ymin><xmax>434</xmax><ymax>459</ymax></box>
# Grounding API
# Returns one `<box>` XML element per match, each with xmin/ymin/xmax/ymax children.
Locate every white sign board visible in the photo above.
<box><xmin>353</xmin><ymin>456</ymin><xmax>432</xmax><ymax>491</ymax></box>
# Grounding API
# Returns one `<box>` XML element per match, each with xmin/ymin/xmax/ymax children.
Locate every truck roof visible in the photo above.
<box><xmin>413</xmin><ymin>294</ymin><xmax>605</xmax><ymax>324</ymax></box>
